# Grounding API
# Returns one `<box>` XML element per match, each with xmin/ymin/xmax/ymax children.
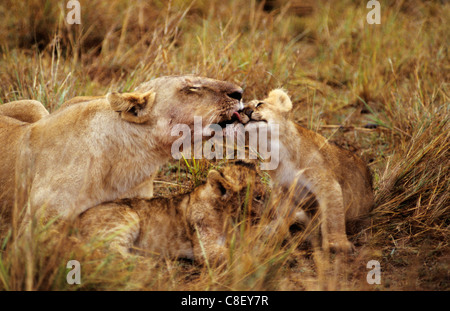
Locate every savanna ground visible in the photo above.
<box><xmin>0</xmin><ymin>0</ymin><xmax>448</xmax><ymax>291</ymax></box>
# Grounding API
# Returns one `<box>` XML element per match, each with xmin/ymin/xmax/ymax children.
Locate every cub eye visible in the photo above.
<box><xmin>255</xmin><ymin>102</ymin><xmax>264</xmax><ymax>108</ymax></box>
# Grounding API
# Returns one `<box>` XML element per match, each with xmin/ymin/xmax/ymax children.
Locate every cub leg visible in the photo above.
<box><xmin>300</xmin><ymin>170</ymin><xmax>354</xmax><ymax>253</ymax></box>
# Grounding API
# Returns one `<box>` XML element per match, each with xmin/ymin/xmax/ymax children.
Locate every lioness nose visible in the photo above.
<box><xmin>227</xmin><ymin>90</ymin><xmax>243</xmax><ymax>101</ymax></box>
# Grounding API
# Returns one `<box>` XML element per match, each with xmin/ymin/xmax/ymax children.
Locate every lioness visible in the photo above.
<box><xmin>0</xmin><ymin>76</ymin><xmax>243</xmax><ymax>226</ymax></box>
<box><xmin>239</xmin><ymin>89</ymin><xmax>374</xmax><ymax>253</ymax></box>
<box><xmin>75</xmin><ymin>163</ymin><xmax>266</xmax><ymax>263</ymax></box>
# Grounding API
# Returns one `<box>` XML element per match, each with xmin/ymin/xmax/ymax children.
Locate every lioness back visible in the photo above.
<box><xmin>0</xmin><ymin>100</ymin><xmax>49</xmax><ymax>123</ymax></box>
<box><xmin>0</xmin><ymin>115</ymin><xmax>29</xmax><ymax>223</ymax></box>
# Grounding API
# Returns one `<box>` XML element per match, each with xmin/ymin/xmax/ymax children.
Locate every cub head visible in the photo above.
<box><xmin>196</xmin><ymin>162</ymin><xmax>267</xmax><ymax>219</ymax></box>
<box><xmin>240</xmin><ymin>88</ymin><xmax>292</xmax><ymax>125</ymax></box>
<box><xmin>188</xmin><ymin>162</ymin><xmax>267</xmax><ymax>264</ymax></box>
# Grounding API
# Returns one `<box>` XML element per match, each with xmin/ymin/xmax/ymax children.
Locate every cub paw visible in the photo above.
<box><xmin>327</xmin><ymin>239</ymin><xmax>355</xmax><ymax>254</ymax></box>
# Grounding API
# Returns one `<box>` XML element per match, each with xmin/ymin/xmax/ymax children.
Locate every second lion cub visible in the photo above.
<box><xmin>240</xmin><ymin>89</ymin><xmax>374</xmax><ymax>253</ymax></box>
<box><xmin>76</xmin><ymin>163</ymin><xmax>266</xmax><ymax>263</ymax></box>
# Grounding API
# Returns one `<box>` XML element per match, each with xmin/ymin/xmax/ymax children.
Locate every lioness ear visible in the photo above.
<box><xmin>206</xmin><ymin>170</ymin><xmax>235</xmax><ymax>200</ymax></box>
<box><xmin>266</xmin><ymin>89</ymin><xmax>292</xmax><ymax>112</ymax></box>
<box><xmin>107</xmin><ymin>90</ymin><xmax>156</xmax><ymax>124</ymax></box>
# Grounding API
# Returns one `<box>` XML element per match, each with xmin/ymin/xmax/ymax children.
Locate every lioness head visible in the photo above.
<box><xmin>240</xmin><ymin>88</ymin><xmax>292</xmax><ymax>125</ymax></box>
<box><xmin>59</xmin><ymin>75</ymin><xmax>244</xmax><ymax>146</ymax></box>
<box><xmin>135</xmin><ymin>75</ymin><xmax>243</xmax><ymax>129</ymax></box>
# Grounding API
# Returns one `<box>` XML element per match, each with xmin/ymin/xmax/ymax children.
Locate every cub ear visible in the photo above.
<box><xmin>107</xmin><ymin>90</ymin><xmax>156</xmax><ymax>124</ymax></box>
<box><xmin>206</xmin><ymin>170</ymin><xmax>236</xmax><ymax>200</ymax></box>
<box><xmin>266</xmin><ymin>88</ymin><xmax>292</xmax><ymax>112</ymax></box>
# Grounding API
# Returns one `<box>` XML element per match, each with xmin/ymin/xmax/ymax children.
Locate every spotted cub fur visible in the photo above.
<box><xmin>76</xmin><ymin>163</ymin><xmax>266</xmax><ymax>263</ymax></box>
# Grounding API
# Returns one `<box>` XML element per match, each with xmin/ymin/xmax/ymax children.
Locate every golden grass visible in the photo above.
<box><xmin>0</xmin><ymin>0</ymin><xmax>448</xmax><ymax>290</ymax></box>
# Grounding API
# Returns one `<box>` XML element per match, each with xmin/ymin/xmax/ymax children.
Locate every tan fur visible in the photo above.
<box><xmin>0</xmin><ymin>100</ymin><xmax>49</xmax><ymax>123</ymax></box>
<box><xmin>59</xmin><ymin>95</ymin><xmax>157</xmax><ymax>199</ymax></box>
<box><xmin>58</xmin><ymin>95</ymin><xmax>106</xmax><ymax>110</ymax></box>
<box><xmin>0</xmin><ymin>98</ymin><xmax>154</xmax><ymax>200</ymax></box>
<box><xmin>240</xmin><ymin>89</ymin><xmax>374</xmax><ymax>253</ymax></box>
<box><xmin>0</xmin><ymin>76</ymin><xmax>243</xmax><ymax>227</ymax></box>
<box><xmin>76</xmin><ymin>164</ymin><xmax>266</xmax><ymax>263</ymax></box>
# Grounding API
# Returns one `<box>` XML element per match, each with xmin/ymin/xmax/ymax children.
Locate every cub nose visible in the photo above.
<box><xmin>243</xmin><ymin>107</ymin><xmax>253</xmax><ymax>118</ymax></box>
<box><xmin>227</xmin><ymin>90</ymin><xmax>243</xmax><ymax>101</ymax></box>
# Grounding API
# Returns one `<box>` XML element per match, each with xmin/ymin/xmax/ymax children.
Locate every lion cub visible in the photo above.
<box><xmin>75</xmin><ymin>163</ymin><xmax>266</xmax><ymax>263</ymax></box>
<box><xmin>240</xmin><ymin>89</ymin><xmax>374</xmax><ymax>253</ymax></box>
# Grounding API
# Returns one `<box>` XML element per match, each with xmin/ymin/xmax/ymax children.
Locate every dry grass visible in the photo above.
<box><xmin>0</xmin><ymin>0</ymin><xmax>448</xmax><ymax>291</ymax></box>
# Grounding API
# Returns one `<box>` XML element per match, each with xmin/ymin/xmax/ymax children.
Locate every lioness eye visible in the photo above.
<box><xmin>188</xmin><ymin>85</ymin><xmax>202</xmax><ymax>92</ymax></box>
<box><xmin>255</xmin><ymin>102</ymin><xmax>264</xmax><ymax>108</ymax></box>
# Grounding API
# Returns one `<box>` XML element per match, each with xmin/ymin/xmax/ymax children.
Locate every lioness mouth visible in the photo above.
<box><xmin>233</xmin><ymin>111</ymin><xmax>243</xmax><ymax>123</ymax></box>
<box><xmin>248</xmin><ymin>119</ymin><xmax>268</xmax><ymax>124</ymax></box>
<box><xmin>217</xmin><ymin>111</ymin><xmax>242</xmax><ymax>128</ymax></box>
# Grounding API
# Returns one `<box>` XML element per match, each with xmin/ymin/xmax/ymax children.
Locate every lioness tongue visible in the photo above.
<box><xmin>233</xmin><ymin>111</ymin><xmax>242</xmax><ymax>123</ymax></box>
